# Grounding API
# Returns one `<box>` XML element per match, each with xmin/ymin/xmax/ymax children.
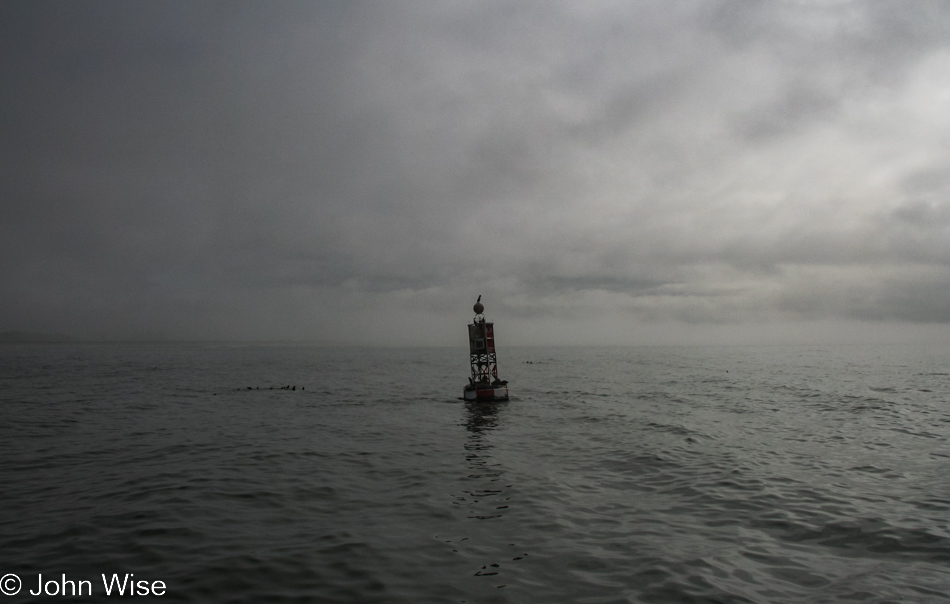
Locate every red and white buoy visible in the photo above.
<box><xmin>463</xmin><ymin>296</ymin><xmax>509</xmax><ymax>402</ymax></box>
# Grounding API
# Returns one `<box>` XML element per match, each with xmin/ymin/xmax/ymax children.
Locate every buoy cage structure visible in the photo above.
<box><xmin>463</xmin><ymin>297</ymin><xmax>509</xmax><ymax>402</ymax></box>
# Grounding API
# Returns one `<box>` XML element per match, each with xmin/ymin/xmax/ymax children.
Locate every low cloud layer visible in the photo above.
<box><xmin>2</xmin><ymin>1</ymin><xmax>948</xmax><ymax>344</ymax></box>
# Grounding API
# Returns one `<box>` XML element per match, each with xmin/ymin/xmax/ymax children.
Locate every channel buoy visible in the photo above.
<box><xmin>463</xmin><ymin>296</ymin><xmax>509</xmax><ymax>402</ymax></box>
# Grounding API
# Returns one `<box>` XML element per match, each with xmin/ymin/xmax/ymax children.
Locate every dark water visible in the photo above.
<box><xmin>1</xmin><ymin>343</ymin><xmax>948</xmax><ymax>603</ymax></box>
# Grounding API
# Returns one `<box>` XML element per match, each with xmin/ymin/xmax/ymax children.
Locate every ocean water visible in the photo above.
<box><xmin>0</xmin><ymin>343</ymin><xmax>948</xmax><ymax>603</ymax></box>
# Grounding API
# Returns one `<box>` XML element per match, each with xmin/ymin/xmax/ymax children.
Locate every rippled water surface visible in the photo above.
<box><xmin>1</xmin><ymin>343</ymin><xmax>948</xmax><ymax>603</ymax></box>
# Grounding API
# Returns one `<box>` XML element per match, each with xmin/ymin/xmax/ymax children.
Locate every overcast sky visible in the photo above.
<box><xmin>2</xmin><ymin>1</ymin><xmax>948</xmax><ymax>345</ymax></box>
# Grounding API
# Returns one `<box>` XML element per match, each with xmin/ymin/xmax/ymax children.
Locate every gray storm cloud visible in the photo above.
<box><xmin>1</xmin><ymin>0</ymin><xmax>948</xmax><ymax>344</ymax></box>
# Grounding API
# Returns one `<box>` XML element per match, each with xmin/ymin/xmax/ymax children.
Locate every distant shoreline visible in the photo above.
<box><xmin>0</xmin><ymin>331</ymin><xmax>77</xmax><ymax>343</ymax></box>
<box><xmin>0</xmin><ymin>334</ymin><xmax>363</xmax><ymax>346</ymax></box>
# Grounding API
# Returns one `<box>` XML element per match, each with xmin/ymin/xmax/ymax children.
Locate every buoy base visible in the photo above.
<box><xmin>463</xmin><ymin>383</ymin><xmax>509</xmax><ymax>402</ymax></box>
